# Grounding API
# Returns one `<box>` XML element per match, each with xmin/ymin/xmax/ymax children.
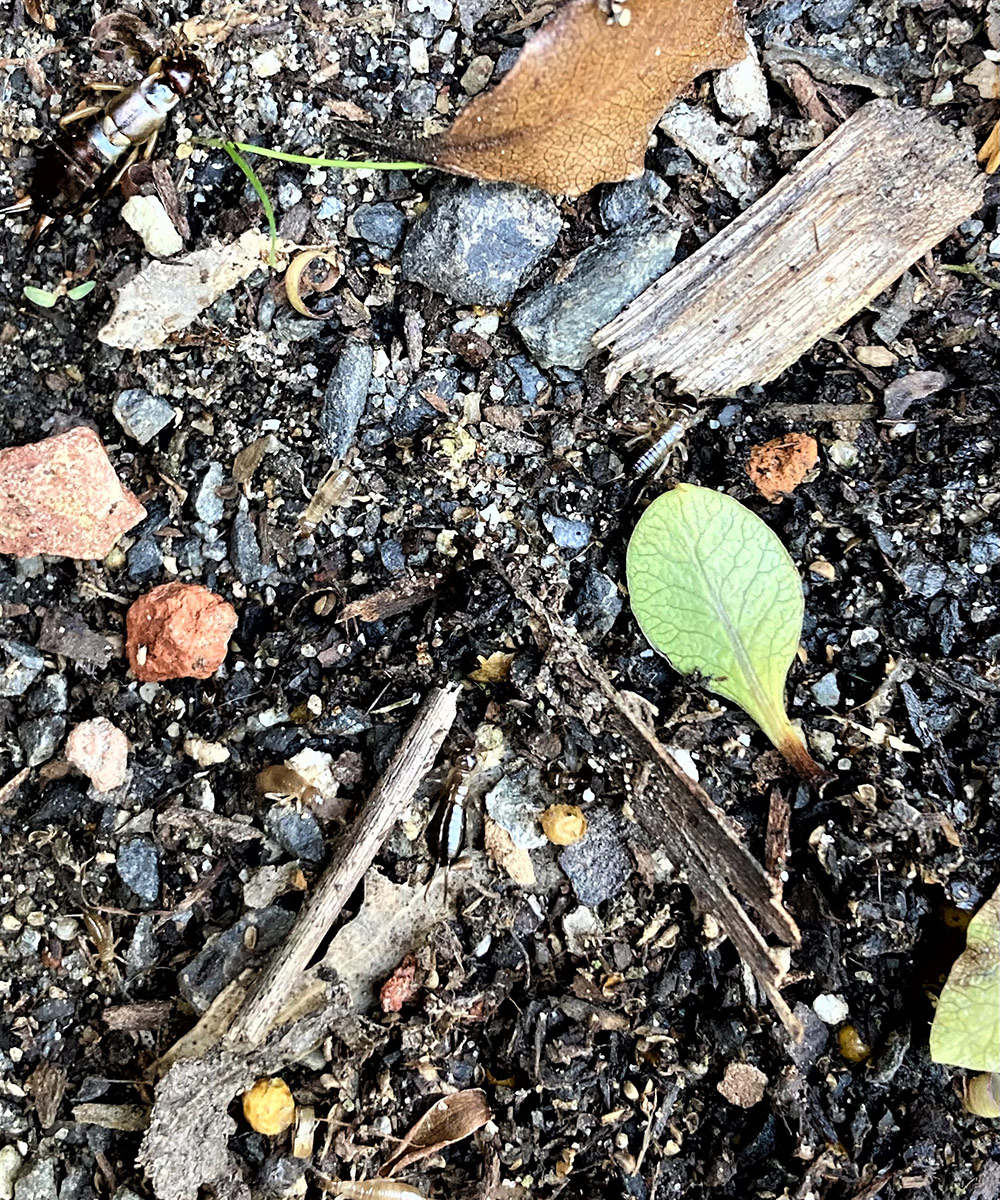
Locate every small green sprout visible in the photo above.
<box><xmin>23</xmin><ymin>280</ymin><xmax>97</xmax><ymax>308</ymax></box>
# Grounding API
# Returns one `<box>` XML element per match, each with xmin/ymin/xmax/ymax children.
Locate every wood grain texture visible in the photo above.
<box><xmin>227</xmin><ymin>684</ymin><xmax>460</xmax><ymax>1045</ymax></box>
<box><xmin>598</xmin><ymin>101</ymin><xmax>985</xmax><ymax>395</ymax></box>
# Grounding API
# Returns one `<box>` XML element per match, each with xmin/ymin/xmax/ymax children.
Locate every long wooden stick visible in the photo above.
<box><xmin>228</xmin><ymin>683</ymin><xmax>461</xmax><ymax>1044</ymax></box>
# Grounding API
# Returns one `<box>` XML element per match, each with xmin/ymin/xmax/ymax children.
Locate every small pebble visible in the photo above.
<box><xmin>0</xmin><ymin>640</ymin><xmax>44</xmax><ymax>698</ymax></box>
<box><xmin>252</xmin><ymin>50</ymin><xmax>282</xmax><ymax>77</ymax></box>
<box><xmin>126</xmin><ymin>582</ymin><xmax>238</xmax><ymax>682</ymax></box>
<box><xmin>65</xmin><ymin>718</ymin><xmax>129</xmax><ymax>792</ymax></box>
<box><xmin>813</xmin><ymin>992</ymin><xmax>850</xmax><ymax>1025</ymax></box>
<box><xmin>810</xmin><ymin>672</ymin><xmax>841</xmax><ymax>708</ymax></box>
<box><xmin>120</xmin><ymin>195</ymin><xmax>183</xmax><ymax>257</ymax></box>
<box><xmin>0</xmin><ymin>1144</ymin><xmax>22</xmax><ymax>1200</ymax></box>
<box><xmin>113</xmin><ymin>388</ymin><xmax>176</xmax><ymax>445</ymax></box>
<box><xmin>117</xmin><ymin>837</ymin><xmax>160</xmax><ymax>908</ymax></box>
<box><xmin>717</xmin><ymin>1062</ymin><xmax>768</xmax><ymax>1108</ymax></box>
<box><xmin>558</xmin><ymin>807</ymin><xmax>633</xmax><ymax>906</ymax></box>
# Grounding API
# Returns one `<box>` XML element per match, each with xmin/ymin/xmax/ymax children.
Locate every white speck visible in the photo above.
<box><xmin>813</xmin><ymin>993</ymin><xmax>849</xmax><ymax>1024</ymax></box>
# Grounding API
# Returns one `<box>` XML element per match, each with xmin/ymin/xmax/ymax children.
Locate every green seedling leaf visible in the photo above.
<box><xmin>930</xmin><ymin>885</ymin><xmax>1000</xmax><ymax>1073</ymax></box>
<box><xmin>23</xmin><ymin>285</ymin><xmax>58</xmax><ymax>308</ymax></box>
<box><xmin>626</xmin><ymin>483</ymin><xmax>824</xmax><ymax>780</ymax></box>
<box><xmin>67</xmin><ymin>281</ymin><xmax>96</xmax><ymax>301</ymax></box>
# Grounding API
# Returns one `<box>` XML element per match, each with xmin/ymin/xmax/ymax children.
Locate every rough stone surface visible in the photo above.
<box><xmin>117</xmin><ymin>837</ymin><xmax>160</xmax><ymax>908</ymax></box>
<box><xmin>126</xmin><ymin>582</ymin><xmax>238</xmax><ymax>682</ymax></box>
<box><xmin>351</xmin><ymin>202</ymin><xmax>406</xmax><ymax>252</ymax></box>
<box><xmin>558</xmin><ymin>808</ymin><xmax>633</xmax><ymax>907</ymax></box>
<box><xmin>112</xmin><ymin>388</ymin><xmax>176</xmax><ymax>444</ymax></box>
<box><xmin>265</xmin><ymin>802</ymin><xmax>325</xmax><ymax>862</ymax></box>
<box><xmin>0</xmin><ymin>427</ymin><xmax>146</xmax><ymax>559</ymax></box>
<box><xmin>0</xmin><ymin>640</ymin><xmax>44</xmax><ymax>698</ymax></box>
<box><xmin>321</xmin><ymin>339</ymin><xmax>373</xmax><ymax>459</ymax></box>
<box><xmin>178</xmin><ymin>905</ymin><xmax>296</xmax><ymax>1012</ymax></box>
<box><xmin>401</xmin><ymin>181</ymin><xmax>561</xmax><ymax>306</ymax></box>
<box><xmin>65</xmin><ymin>717</ymin><xmax>129</xmax><ymax>793</ymax></box>
<box><xmin>18</xmin><ymin>717</ymin><xmax>65</xmax><ymax>767</ymax></box>
<box><xmin>513</xmin><ymin>217</ymin><xmax>680</xmax><ymax>368</ymax></box>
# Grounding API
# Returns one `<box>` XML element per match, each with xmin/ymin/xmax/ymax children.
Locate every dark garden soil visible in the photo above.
<box><xmin>1</xmin><ymin>1</ymin><xmax>999</xmax><ymax>1198</ymax></box>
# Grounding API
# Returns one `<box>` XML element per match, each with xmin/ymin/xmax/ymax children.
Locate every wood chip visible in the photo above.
<box><xmin>598</xmin><ymin>102</ymin><xmax>985</xmax><ymax>396</ymax></box>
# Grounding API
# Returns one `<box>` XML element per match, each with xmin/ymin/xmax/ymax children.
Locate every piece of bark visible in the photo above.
<box><xmin>227</xmin><ymin>684</ymin><xmax>460</xmax><ymax>1045</ymax></box>
<box><xmin>497</xmin><ymin>564</ymin><xmax>802</xmax><ymax>1040</ymax></box>
<box><xmin>598</xmin><ymin>101</ymin><xmax>985</xmax><ymax>396</ymax></box>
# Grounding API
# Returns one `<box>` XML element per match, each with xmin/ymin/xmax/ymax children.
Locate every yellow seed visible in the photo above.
<box><xmin>837</xmin><ymin>1025</ymin><xmax>872</xmax><ymax>1063</ymax></box>
<box><xmin>541</xmin><ymin>804</ymin><xmax>587</xmax><ymax>846</ymax></box>
<box><xmin>964</xmin><ymin>1073</ymin><xmax>1000</xmax><ymax>1119</ymax></box>
<box><xmin>243</xmin><ymin>1077</ymin><xmax>295</xmax><ymax>1135</ymax></box>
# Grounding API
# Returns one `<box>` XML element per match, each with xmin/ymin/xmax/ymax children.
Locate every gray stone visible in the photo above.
<box><xmin>401</xmin><ymin>181</ymin><xmax>561</xmax><ymax>305</ymax></box>
<box><xmin>12</xmin><ymin>1159</ymin><xmax>56</xmax><ymax>1200</ymax></box>
<box><xmin>351</xmin><ymin>202</ymin><xmax>406</xmax><ymax>252</ymax></box>
<box><xmin>379</xmin><ymin>540</ymin><xmax>406</xmax><ymax>574</ymax></box>
<box><xmin>127</xmin><ymin>535</ymin><xmax>163</xmax><ymax>582</ymax></box>
<box><xmin>810</xmin><ymin>671</ymin><xmax>841</xmax><ymax>707</ymax></box>
<box><xmin>178</xmin><ymin>905</ymin><xmax>295</xmax><ymax>1012</ymax></box>
<box><xmin>970</xmin><ymin>531</ymin><xmax>1000</xmax><ymax>567</ymax></box>
<box><xmin>265</xmin><ymin>803</ymin><xmax>325</xmax><ymax>863</ymax></box>
<box><xmin>558</xmin><ymin>808</ymin><xmax>633</xmax><ymax>907</ymax></box>
<box><xmin>117</xmin><ymin>837</ymin><xmax>160</xmax><ymax>908</ymax></box>
<box><xmin>24</xmin><ymin>673</ymin><xmax>67</xmax><ymax>716</ymax></box>
<box><xmin>574</xmin><ymin>569</ymin><xmax>622</xmax><ymax>642</ymax></box>
<box><xmin>18</xmin><ymin>716</ymin><xmax>65</xmax><ymax>766</ymax></box>
<box><xmin>543</xmin><ymin>513</ymin><xmax>591</xmax><ymax>552</ymax></box>
<box><xmin>112</xmin><ymin>388</ymin><xmax>175</xmax><ymax>445</ymax></box>
<box><xmin>194</xmin><ymin>462</ymin><xmax>225</xmax><ymax>524</ymax></box>
<box><xmin>899</xmin><ymin>557</ymin><xmax>947</xmax><ymax>598</ymax></box>
<box><xmin>598</xmin><ymin>172</ymin><xmax>667</xmax><ymax>232</ymax></box>
<box><xmin>0</xmin><ymin>640</ymin><xmax>44</xmax><ymax>697</ymax></box>
<box><xmin>485</xmin><ymin>769</ymin><xmax>547</xmax><ymax>850</ymax></box>
<box><xmin>230</xmin><ymin>498</ymin><xmax>263</xmax><ymax>584</ymax></box>
<box><xmin>512</xmin><ymin>216</ymin><xmax>680</xmax><ymax>369</ymax></box>
<box><xmin>809</xmin><ymin>0</ymin><xmax>855</xmax><ymax>32</ymax></box>
<box><xmin>126</xmin><ymin>914</ymin><xmax>159</xmax><ymax>976</ymax></box>
<box><xmin>321</xmin><ymin>339</ymin><xmax>373</xmax><ymax>459</ymax></box>
<box><xmin>510</xmin><ymin>356</ymin><xmax>548</xmax><ymax>403</ymax></box>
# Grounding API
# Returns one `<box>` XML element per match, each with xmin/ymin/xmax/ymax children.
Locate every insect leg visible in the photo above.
<box><xmin>0</xmin><ymin>197</ymin><xmax>33</xmax><ymax>215</ymax></box>
<box><xmin>58</xmin><ymin>104</ymin><xmax>106</xmax><ymax>128</ymax></box>
<box><xmin>141</xmin><ymin>127</ymin><xmax>158</xmax><ymax>161</ymax></box>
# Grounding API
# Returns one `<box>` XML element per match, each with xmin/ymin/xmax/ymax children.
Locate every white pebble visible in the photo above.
<box><xmin>252</xmin><ymin>50</ymin><xmax>282</xmax><ymax>78</ymax></box>
<box><xmin>813</xmin><ymin>992</ymin><xmax>850</xmax><ymax>1024</ymax></box>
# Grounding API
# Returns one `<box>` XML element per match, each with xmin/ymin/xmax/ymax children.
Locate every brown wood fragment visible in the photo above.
<box><xmin>227</xmin><ymin>684</ymin><xmax>460</xmax><ymax>1045</ymax></box>
<box><xmin>339</xmin><ymin>573</ymin><xmax>445</xmax><ymax>625</ymax></box>
<box><xmin>103</xmin><ymin>1001</ymin><xmax>173</xmax><ymax>1030</ymax></box>
<box><xmin>598</xmin><ymin>101</ymin><xmax>985</xmax><ymax>396</ymax></box>
<box><xmin>498</xmin><ymin>564</ymin><xmax>802</xmax><ymax>1040</ymax></box>
<box><xmin>764</xmin><ymin>787</ymin><xmax>791</xmax><ymax>902</ymax></box>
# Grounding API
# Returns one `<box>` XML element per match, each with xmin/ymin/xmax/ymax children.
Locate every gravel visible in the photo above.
<box><xmin>116</xmin><ymin>837</ymin><xmax>161</xmax><ymax>908</ymax></box>
<box><xmin>321</xmin><ymin>339</ymin><xmax>373</xmax><ymax>460</ymax></box>
<box><xmin>112</xmin><ymin>388</ymin><xmax>176</xmax><ymax>445</ymax></box>
<box><xmin>401</xmin><ymin>181</ymin><xmax>562</xmax><ymax>305</ymax></box>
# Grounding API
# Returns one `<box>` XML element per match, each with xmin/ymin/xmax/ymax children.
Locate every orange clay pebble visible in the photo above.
<box><xmin>837</xmin><ymin>1025</ymin><xmax>872</xmax><ymax>1063</ymax></box>
<box><xmin>243</xmin><ymin>1077</ymin><xmax>295</xmax><ymax>1135</ymax></box>
<box><xmin>540</xmin><ymin>804</ymin><xmax>587</xmax><ymax>846</ymax></box>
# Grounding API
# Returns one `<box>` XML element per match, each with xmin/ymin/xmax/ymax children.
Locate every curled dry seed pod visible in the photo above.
<box><xmin>285</xmin><ymin>250</ymin><xmax>343</xmax><ymax>318</ymax></box>
<box><xmin>965</xmin><ymin>1073</ymin><xmax>1000</xmax><ymax>1119</ymax></box>
<box><xmin>292</xmin><ymin>1105</ymin><xmax>317</xmax><ymax>1158</ymax></box>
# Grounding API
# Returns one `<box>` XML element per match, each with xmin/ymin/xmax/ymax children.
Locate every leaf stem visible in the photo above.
<box><xmin>200</xmin><ymin>138</ymin><xmax>427</xmax><ymax>172</ymax></box>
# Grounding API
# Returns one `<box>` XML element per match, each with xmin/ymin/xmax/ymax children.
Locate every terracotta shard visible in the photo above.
<box><xmin>415</xmin><ymin>0</ymin><xmax>746</xmax><ymax>196</ymax></box>
<box><xmin>126</xmin><ymin>582</ymin><xmax>238</xmax><ymax>682</ymax></box>
<box><xmin>0</xmin><ymin>427</ymin><xmax>146</xmax><ymax>560</ymax></box>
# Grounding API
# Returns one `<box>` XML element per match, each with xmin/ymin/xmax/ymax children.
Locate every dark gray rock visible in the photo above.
<box><xmin>401</xmin><ymin>182</ymin><xmax>561</xmax><ymax>305</ymax></box>
<box><xmin>321</xmin><ymin>340</ymin><xmax>372</xmax><ymax>459</ymax></box>
<box><xmin>510</xmin><ymin>356</ymin><xmax>549</xmax><ymax>403</ymax></box>
<box><xmin>265</xmin><ymin>803</ymin><xmax>325</xmax><ymax>863</ymax></box>
<box><xmin>117</xmin><ymin>837</ymin><xmax>160</xmax><ymax>908</ymax></box>
<box><xmin>0</xmin><ymin>640</ymin><xmax>44</xmax><ymax>697</ymax></box>
<box><xmin>970</xmin><ymin>531</ymin><xmax>1000</xmax><ymax>567</ymax></box>
<box><xmin>112</xmin><ymin>388</ymin><xmax>175</xmax><ymax>444</ymax></box>
<box><xmin>18</xmin><ymin>716</ymin><xmax>65</xmax><ymax>767</ymax></box>
<box><xmin>230</xmin><ymin>499</ymin><xmax>263</xmax><ymax>584</ymax></box>
<box><xmin>24</xmin><ymin>674</ymin><xmax>68</xmax><ymax>717</ymax></box>
<box><xmin>12</xmin><ymin>1157</ymin><xmax>55</xmax><ymax>1200</ymax></box>
<box><xmin>36</xmin><ymin>610</ymin><xmax>112</xmax><ymax>668</ymax></box>
<box><xmin>574</xmin><ymin>569</ymin><xmax>622</xmax><ymax>641</ymax></box>
<box><xmin>390</xmin><ymin>368</ymin><xmax>460</xmax><ymax>437</ymax></box>
<box><xmin>597</xmin><ymin>171</ymin><xmax>667</xmax><ymax>232</ymax></box>
<box><xmin>351</xmin><ymin>202</ymin><xmax>406</xmax><ymax>252</ymax></box>
<box><xmin>808</xmin><ymin>0</ymin><xmax>855</xmax><ymax>32</ymax></box>
<box><xmin>512</xmin><ymin>216</ymin><xmax>680</xmax><ymax>369</ymax></box>
<box><xmin>898</xmin><ymin>557</ymin><xmax>947</xmax><ymax>598</ymax></box>
<box><xmin>30</xmin><ymin>781</ymin><xmax>88</xmax><ymax>828</ymax></box>
<box><xmin>543</xmin><ymin>513</ymin><xmax>591</xmax><ymax>552</ymax></box>
<box><xmin>178</xmin><ymin>905</ymin><xmax>295</xmax><ymax>1012</ymax></box>
<box><xmin>558</xmin><ymin>808</ymin><xmax>633</xmax><ymax>907</ymax></box>
<box><xmin>127</xmin><ymin>536</ymin><xmax>163</xmax><ymax>583</ymax></box>
<box><xmin>194</xmin><ymin>462</ymin><xmax>225</xmax><ymax>524</ymax></box>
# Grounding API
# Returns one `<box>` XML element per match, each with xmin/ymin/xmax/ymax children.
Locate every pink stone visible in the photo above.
<box><xmin>126</xmin><ymin>582</ymin><xmax>238</xmax><ymax>682</ymax></box>
<box><xmin>0</xmin><ymin>427</ymin><xmax>146</xmax><ymax>559</ymax></box>
<box><xmin>65</xmin><ymin>717</ymin><xmax>129</xmax><ymax>793</ymax></box>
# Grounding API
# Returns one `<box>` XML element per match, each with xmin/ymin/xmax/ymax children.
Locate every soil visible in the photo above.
<box><xmin>1</xmin><ymin>1</ymin><xmax>999</xmax><ymax>1199</ymax></box>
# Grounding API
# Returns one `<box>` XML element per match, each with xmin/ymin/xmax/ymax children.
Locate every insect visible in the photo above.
<box><xmin>80</xmin><ymin>910</ymin><xmax>123</xmax><ymax>980</ymax></box>
<box><xmin>1</xmin><ymin>45</ymin><xmax>202</xmax><ymax>247</ymax></box>
<box><xmin>425</xmin><ymin>753</ymin><xmax>478</xmax><ymax>868</ymax></box>
<box><xmin>630</xmin><ymin>402</ymin><xmax>699</xmax><ymax>479</ymax></box>
<box><xmin>315</xmin><ymin>1177</ymin><xmax>427</xmax><ymax>1200</ymax></box>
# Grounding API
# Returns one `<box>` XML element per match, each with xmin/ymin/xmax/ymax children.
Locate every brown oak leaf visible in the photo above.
<box><xmin>416</xmin><ymin>0</ymin><xmax>746</xmax><ymax>196</ymax></box>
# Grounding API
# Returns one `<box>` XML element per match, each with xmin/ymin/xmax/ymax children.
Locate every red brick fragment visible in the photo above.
<box><xmin>126</xmin><ymin>582</ymin><xmax>237</xmax><ymax>682</ymax></box>
<box><xmin>746</xmin><ymin>433</ymin><xmax>819</xmax><ymax>503</ymax></box>
<box><xmin>0</xmin><ymin>427</ymin><xmax>146</xmax><ymax>559</ymax></box>
<box><xmin>380</xmin><ymin>954</ymin><xmax>418</xmax><ymax>1013</ymax></box>
<box><xmin>65</xmin><ymin>717</ymin><xmax>129</xmax><ymax>793</ymax></box>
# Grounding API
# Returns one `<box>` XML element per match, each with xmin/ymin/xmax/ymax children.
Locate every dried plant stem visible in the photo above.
<box><xmin>228</xmin><ymin>684</ymin><xmax>461</xmax><ymax>1045</ymax></box>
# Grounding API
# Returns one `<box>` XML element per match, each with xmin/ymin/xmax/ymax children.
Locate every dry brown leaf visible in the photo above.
<box><xmin>483</xmin><ymin>815</ymin><xmax>536</xmax><ymax>885</ymax></box>
<box><xmin>416</xmin><ymin>0</ymin><xmax>745</xmax><ymax>196</ymax></box>
<box><xmin>385</xmin><ymin>1089</ymin><xmax>492</xmax><ymax>1175</ymax></box>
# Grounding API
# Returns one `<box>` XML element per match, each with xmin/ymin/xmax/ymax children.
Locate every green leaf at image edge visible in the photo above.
<box><xmin>930</xmin><ymin>885</ymin><xmax>1000</xmax><ymax>1073</ymax></box>
<box><xmin>626</xmin><ymin>483</ymin><xmax>823</xmax><ymax>780</ymax></box>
